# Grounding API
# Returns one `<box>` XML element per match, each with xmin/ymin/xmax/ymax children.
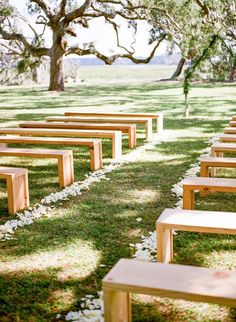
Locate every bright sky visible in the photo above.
<box><xmin>9</xmin><ymin>0</ymin><xmax>167</xmax><ymax>57</ymax></box>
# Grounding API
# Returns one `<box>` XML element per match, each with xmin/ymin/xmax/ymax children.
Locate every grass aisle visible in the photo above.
<box><xmin>0</xmin><ymin>81</ymin><xmax>236</xmax><ymax>321</ymax></box>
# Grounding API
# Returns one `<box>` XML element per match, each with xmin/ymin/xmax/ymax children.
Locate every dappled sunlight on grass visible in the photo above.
<box><xmin>0</xmin><ymin>240</ymin><xmax>100</xmax><ymax>278</ymax></box>
<box><xmin>132</xmin><ymin>294</ymin><xmax>233</xmax><ymax>322</ymax></box>
<box><xmin>50</xmin><ymin>289</ymin><xmax>75</xmax><ymax>310</ymax></box>
<box><xmin>128</xmin><ymin>189</ymin><xmax>160</xmax><ymax>204</ymax></box>
<box><xmin>203</xmin><ymin>249</ymin><xmax>236</xmax><ymax>270</ymax></box>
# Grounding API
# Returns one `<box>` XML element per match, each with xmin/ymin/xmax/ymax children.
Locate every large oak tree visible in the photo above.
<box><xmin>0</xmin><ymin>0</ymin><xmax>165</xmax><ymax>91</ymax></box>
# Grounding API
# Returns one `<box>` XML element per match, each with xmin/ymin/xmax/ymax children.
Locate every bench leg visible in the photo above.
<box><xmin>210</xmin><ymin>148</ymin><xmax>216</xmax><ymax>157</ymax></box>
<box><xmin>128</xmin><ymin>128</ymin><xmax>136</xmax><ymax>149</ymax></box>
<box><xmin>145</xmin><ymin>119</ymin><xmax>153</xmax><ymax>142</ymax></box>
<box><xmin>58</xmin><ymin>154</ymin><xmax>74</xmax><ymax>188</ymax></box>
<box><xmin>183</xmin><ymin>188</ymin><xmax>194</xmax><ymax>210</ymax></box>
<box><xmin>7</xmin><ymin>173</ymin><xmax>29</xmax><ymax>214</ymax></box>
<box><xmin>210</xmin><ymin>167</ymin><xmax>216</xmax><ymax>177</ymax></box>
<box><xmin>112</xmin><ymin>133</ymin><xmax>122</xmax><ymax>160</ymax></box>
<box><xmin>156</xmin><ymin>114</ymin><xmax>163</xmax><ymax>134</ymax></box>
<box><xmin>200</xmin><ymin>164</ymin><xmax>209</xmax><ymax>177</ymax></box>
<box><xmin>103</xmin><ymin>289</ymin><xmax>131</xmax><ymax>322</ymax></box>
<box><xmin>199</xmin><ymin>165</ymin><xmax>212</xmax><ymax>196</ymax></box>
<box><xmin>210</xmin><ymin>149</ymin><xmax>218</xmax><ymax>176</ymax></box>
<box><xmin>157</xmin><ymin>226</ymin><xmax>173</xmax><ymax>263</ymax></box>
<box><xmin>90</xmin><ymin>142</ymin><xmax>103</xmax><ymax>171</ymax></box>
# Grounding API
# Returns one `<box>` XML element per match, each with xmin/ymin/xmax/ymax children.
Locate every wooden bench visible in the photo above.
<box><xmin>156</xmin><ymin>208</ymin><xmax>236</xmax><ymax>263</ymax></box>
<box><xmin>182</xmin><ymin>177</ymin><xmax>236</xmax><ymax>209</ymax></box>
<box><xmin>219</xmin><ymin>134</ymin><xmax>236</xmax><ymax>143</ymax></box>
<box><xmin>0</xmin><ymin>136</ymin><xmax>102</xmax><ymax>171</ymax></box>
<box><xmin>19</xmin><ymin>121</ymin><xmax>137</xmax><ymax>149</ymax></box>
<box><xmin>0</xmin><ymin>167</ymin><xmax>29</xmax><ymax>214</ymax></box>
<box><xmin>200</xmin><ymin>156</ymin><xmax>236</xmax><ymax>177</ymax></box>
<box><xmin>0</xmin><ymin>127</ymin><xmax>121</xmax><ymax>160</ymax></box>
<box><xmin>102</xmin><ymin>259</ymin><xmax>236</xmax><ymax>322</ymax></box>
<box><xmin>64</xmin><ymin>111</ymin><xmax>163</xmax><ymax>134</ymax></box>
<box><xmin>224</xmin><ymin>127</ymin><xmax>236</xmax><ymax>134</ymax></box>
<box><xmin>211</xmin><ymin>142</ymin><xmax>236</xmax><ymax>157</ymax></box>
<box><xmin>45</xmin><ymin>116</ymin><xmax>153</xmax><ymax>142</ymax></box>
<box><xmin>229</xmin><ymin>121</ymin><xmax>236</xmax><ymax>127</ymax></box>
<box><xmin>0</xmin><ymin>148</ymin><xmax>74</xmax><ymax>188</ymax></box>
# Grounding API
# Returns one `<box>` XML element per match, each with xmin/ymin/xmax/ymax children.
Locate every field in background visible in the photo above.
<box><xmin>0</xmin><ymin>70</ymin><xmax>236</xmax><ymax>321</ymax></box>
<box><xmin>77</xmin><ymin>64</ymin><xmax>176</xmax><ymax>83</ymax></box>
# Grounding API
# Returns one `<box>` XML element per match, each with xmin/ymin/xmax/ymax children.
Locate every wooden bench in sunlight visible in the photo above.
<box><xmin>102</xmin><ymin>258</ymin><xmax>236</xmax><ymax>322</ymax></box>
<box><xmin>64</xmin><ymin>111</ymin><xmax>163</xmax><ymax>134</ymax></box>
<box><xmin>45</xmin><ymin>116</ymin><xmax>153</xmax><ymax>142</ymax></box>
<box><xmin>0</xmin><ymin>148</ymin><xmax>74</xmax><ymax>188</ymax></box>
<box><xmin>19</xmin><ymin>121</ymin><xmax>136</xmax><ymax>149</ymax></box>
<box><xmin>229</xmin><ymin>121</ymin><xmax>236</xmax><ymax>127</ymax></box>
<box><xmin>211</xmin><ymin>142</ymin><xmax>236</xmax><ymax>157</ymax></box>
<box><xmin>0</xmin><ymin>136</ymin><xmax>102</xmax><ymax>171</ymax></box>
<box><xmin>200</xmin><ymin>156</ymin><xmax>236</xmax><ymax>177</ymax></box>
<box><xmin>219</xmin><ymin>134</ymin><xmax>236</xmax><ymax>143</ymax></box>
<box><xmin>156</xmin><ymin>208</ymin><xmax>236</xmax><ymax>263</ymax></box>
<box><xmin>0</xmin><ymin>167</ymin><xmax>29</xmax><ymax>214</ymax></box>
<box><xmin>0</xmin><ymin>127</ymin><xmax>121</xmax><ymax>160</ymax></box>
<box><xmin>182</xmin><ymin>177</ymin><xmax>236</xmax><ymax>209</ymax></box>
<box><xmin>224</xmin><ymin>127</ymin><xmax>236</xmax><ymax>134</ymax></box>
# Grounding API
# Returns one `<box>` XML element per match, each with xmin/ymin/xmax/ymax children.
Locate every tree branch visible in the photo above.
<box><xmin>58</xmin><ymin>0</ymin><xmax>67</xmax><ymax>19</ymax></box>
<box><xmin>194</xmin><ymin>0</ymin><xmax>209</xmax><ymax>16</ymax></box>
<box><xmin>66</xmin><ymin>34</ymin><xmax>166</xmax><ymax>65</ymax></box>
<box><xmin>30</xmin><ymin>0</ymin><xmax>54</xmax><ymax>20</ymax></box>
<box><xmin>63</xmin><ymin>0</ymin><xmax>92</xmax><ymax>26</ymax></box>
<box><xmin>0</xmin><ymin>28</ymin><xmax>50</xmax><ymax>57</ymax></box>
<box><xmin>0</xmin><ymin>42</ymin><xmax>21</xmax><ymax>55</ymax></box>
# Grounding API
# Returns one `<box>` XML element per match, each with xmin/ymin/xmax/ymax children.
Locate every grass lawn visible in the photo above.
<box><xmin>0</xmin><ymin>67</ymin><xmax>236</xmax><ymax>321</ymax></box>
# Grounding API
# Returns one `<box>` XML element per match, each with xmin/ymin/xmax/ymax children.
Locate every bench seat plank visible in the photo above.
<box><xmin>157</xmin><ymin>208</ymin><xmax>236</xmax><ymax>233</ymax></box>
<box><xmin>19</xmin><ymin>121</ymin><xmax>136</xmax><ymax>149</ymax></box>
<box><xmin>0</xmin><ymin>136</ymin><xmax>102</xmax><ymax>171</ymax></box>
<box><xmin>200</xmin><ymin>156</ymin><xmax>236</xmax><ymax>177</ymax></box>
<box><xmin>0</xmin><ymin>127</ymin><xmax>121</xmax><ymax>160</ymax></box>
<box><xmin>45</xmin><ymin>116</ymin><xmax>153</xmax><ymax>141</ymax></box>
<box><xmin>219</xmin><ymin>134</ymin><xmax>236</xmax><ymax>143</ymax></box>
<box><xmin>183</xmin><ymin>176</ymin><xmax>236</xmax><ymax>190</ymax></box>
<box><xmin>229</xmin><ymin>121</ymin><xmax>236</xmax><ymax>127</ymax></box>
<box><xmin>211</xmin><ymin>142</ymin><xmax>236</xmax><ymax>156</ymax></box>
<box><xmin>224</xmin><ymin>127</ymin><xmax>236</xmax><ymax>134</ymax></box>
<box><xmin>64</xmin><ymin>111</ymin><xmax>163</xmax><ymax>134</ymax></box>
<box><xmin>103</xmin><ymin>259</ymin><xmax>236</xmax><ymax>321</ymax></box>
<box><xmin>0</xmin><ymin>148</ymin><xmax>74</xmax><ymax>187</ymax></box>
<box><xmin>182</xmin><ymin>177</ymin><xmax>236</xmax><ymax>209</ymax></box>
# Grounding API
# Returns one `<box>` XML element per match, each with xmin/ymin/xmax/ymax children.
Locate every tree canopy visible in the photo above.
<box><xmin>0</xmin><ymin>0</ymin><xmax>166</xmax><ymax>91</ymax></box>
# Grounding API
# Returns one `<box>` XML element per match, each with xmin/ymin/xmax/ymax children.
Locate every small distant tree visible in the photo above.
<box><xmin>0</xmin><ymin>0</ymin><xmax>43</xmax><ymax>84</ymax></box>
<box><xmin>182</xmin><ymin>0</ymin><xmax>236</xmax><ymax>116</ymax></box>
<box><xmin>0</xmin><ymin>0</ymin><xmax>166</xmax><ymax>91</ymax></box>
<box><xmin>147</xmin><ymin>0</ymin><xmax>217</xmax><ymax>80</ymax></box>
<box><xmin>147</xmin><ymin>0</ymin><xmax>236</xmax><ymax>116</ymax></box>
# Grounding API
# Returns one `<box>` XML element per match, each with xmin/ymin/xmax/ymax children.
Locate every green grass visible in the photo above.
<box><xmin>0</xmin><ymin>69</ymin><xmax>236</xmax><ymax>321</ymax></box>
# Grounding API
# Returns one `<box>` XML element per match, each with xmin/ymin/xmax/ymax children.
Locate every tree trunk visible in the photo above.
<box><xmin>184</xmin><ymin>93</ymin><xmax>189</xmax><ymax>117</ymax></box>
<box><xmin>48</xmin><ymin>30</ymin><xmax>65</xmax><ymax>91</ymax></box>
<box><xmin>229</xmin><ymin>58</ymin><xmax>236</xmax><ymax>82</ymax></box>
<box><xmin>171</xmin><ymin>57</ymin><xmax>186</xmax><ymax>80</ymax></box>
<box><xmin>30</xmin><ymin>66</ymin><xmax>39</xmax><ymax>83</ymax></box>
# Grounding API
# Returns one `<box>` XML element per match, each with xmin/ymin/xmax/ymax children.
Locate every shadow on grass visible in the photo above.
<box><xmin>0</xmin><ymin>135</ymin><xmax>235</xmax><ymax>320</ymax></box>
